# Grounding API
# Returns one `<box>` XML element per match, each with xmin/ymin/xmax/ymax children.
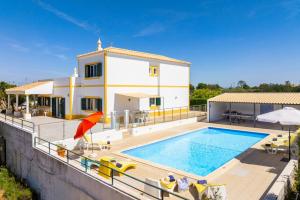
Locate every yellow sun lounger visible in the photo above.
<box><xmin>160</xmin><ymin>178</ymin><xmax>176</xmax><ymax>190</ymax></box>
<box><xmin>193</xmin><ymin>183</ymin><xmax>227</xmax><ymax>200</ymax></box>
<box><xmin>98</xmin><ymin>156</ymin><xmax>136</xmax><ymax>179</ymax></box>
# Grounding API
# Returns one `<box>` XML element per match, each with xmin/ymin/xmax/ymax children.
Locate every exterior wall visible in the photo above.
<box><xmin>0</xmin><ymin>121</ymin><xmax>133</xmax><ymax>200</ymax></box>
<box><xmin>208</xmin><ymin>101</ymin><xmax>227</xmax><ymax>122</ymax></box>
<box><xmin>52</xmin><ymin>77</ymin><xmax>70</xmax><ymax>116</ymax></box>
<box><xmin>106</xmin><ymin>53</ymin><xmax>189</xmax><ymax>116</ymax></box>
<box><xmin>48</xmin><ymin>51</ymin><xmax>189</xmax><ymax>121</ymax></box>
<box><xmin>114</xmin><ymin>94</ymin><xmax>140</xmax><ymax>113</ymax></box>
<box><xmin>225</xmin><ymin>103</ymin><xmax>260</xmax><ymax>115</ymax></box>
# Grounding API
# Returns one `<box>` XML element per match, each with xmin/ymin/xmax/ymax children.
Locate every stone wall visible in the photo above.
<box><xmin>0</xmin><ymin>121</ymin><xmax>134</xmax><ymax>200</ymax></box>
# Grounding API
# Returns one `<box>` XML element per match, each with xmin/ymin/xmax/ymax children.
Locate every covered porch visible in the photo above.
<box><xmin>5</xmin><ymin>81</ymin><xmax>53</xmax><ymax>120</ymax></box>
<box><xmin>208</xmin><ymin>93</ymin><xmax>300</xmax><ymax>129</ymax></box>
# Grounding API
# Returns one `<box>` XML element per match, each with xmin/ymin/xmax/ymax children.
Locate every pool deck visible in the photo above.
<box><xmin>81</xmin><ymin>122</ymin><xmax>289</xmax><ymax>200</ymax></box>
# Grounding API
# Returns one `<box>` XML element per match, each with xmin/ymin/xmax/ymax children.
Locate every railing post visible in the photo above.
<box><xmin>38</xmin><ymin>125</ymin><xmax>41</xmax><ymax>138</ymax></box>
<box><xmin>187</xmin><ymin>107</ymin><xmax>189</xmax><ymax>118</ymax></box>
<box><xmin>32</xmin><ymin>123</ymin><xmax>35</xmax><ymax>133</ymax></box>
<box><xmin>180</xmin><ymin>108</ymin><xmax>181</xmax><ymax>120</ymax></box>
<box><xmin>48</xmin><ymin>142</ymin><xmax>51</xmax><ymax>154</ymax></box>
<box><xmin>21</xmin><ymin>120</ymin><xmax>24</xmax><ymax>128</ymax></box>
<box><xmin>12</xmin><ymin>116</ymin><xmax>14</xmax><ymax>124</ymax></box>
<box><xmin>66</xmin><ymin>149</ymin><xmax>69</xmax><ymax>163</ymax></box>
<box><xmin>111</xmin><ymin>168</ymin><xmax>114</xmax><ymax>185</ymax></box>
<box><xmin>85</xmin><ymin>158</ymin><xmax>88</xmax><ymax>172</ymax></box>
<box><xmin>34</xmin><ymin>137</ymin><xmax>36</xmax><ymax>147</ymax></box>
<box><xmin>63</xmin><ymin>121</ymin><xmax>65</xmax><ymax>140</ymax></box>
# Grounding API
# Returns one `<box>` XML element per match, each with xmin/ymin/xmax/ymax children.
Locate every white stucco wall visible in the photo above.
<box><xmin>226</xmin><ymin>103</ymin><xmax>260</xmax><ymax>115</ymax></box>
<box><xmin>49</xmin><ymin>51</ymin><xmax>189</xmax><ymax>119</ymax></box>
<box><xmin>208</xmin><ymin>101</ymin><xmax>227</xmax><ymax>122</ymax></box>
<box><xmin>0</xmin><ymin>121</ymin><xmax>134</xmax><ymax>200</ymax></box>
<box><xmin>106</xmin><ymin>53</ymin><xmax>189</xmax><ymax>116</ymax></box>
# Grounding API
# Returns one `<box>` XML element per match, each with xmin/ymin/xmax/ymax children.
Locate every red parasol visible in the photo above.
<box><xmin>74</xmin><ymin>112</ymin><xmax>103</xmax><ymax>140</ymax></box>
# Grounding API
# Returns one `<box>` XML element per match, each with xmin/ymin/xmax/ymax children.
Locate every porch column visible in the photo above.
<box><xmin>253</xmin><ymin>103</ymin><xmax>256</xmax><ymax>127</ymax></box>
<box><xmin>7</xmin><ymin>94</ymin><xmax>11</xmax><ymax>110</ymax></box>
<box><xmin>24</xmin><ymin>95</ymin><xmax>31</xmax><ymax>120</ymax></box>
<box><xmin>124</xmin><ymin>110</ymin><xmax>129</xmax><ymax>129</ymax></box>
<box><xmin>110</xmin><ymin>111</ymin><xmax>117</xmax><ymax>129</ymax></box>
<box><xmin>50</xmin><ymin>97</ymin><xmax>52</xmax><ymax>114</ymax></box>
<box><xmin>229</xmin><ymin>103</ymin><xmax>232</xmax><ymax>125</ymax></box>
<box><xmin>15</xmin><ymin>94</ymin><xmax>19</xmax><ymax>109</ymax></box>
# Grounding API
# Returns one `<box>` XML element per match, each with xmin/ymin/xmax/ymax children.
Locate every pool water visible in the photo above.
<box><xmin>122</xmin><ymin>127</ymin><xmax>268</xmax><ymax>176</ymax></box>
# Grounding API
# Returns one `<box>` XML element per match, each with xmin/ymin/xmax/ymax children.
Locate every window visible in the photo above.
<box><xmin>85</xmin><ymin>63</ymin><xmax>102</xmax><ymax>78</ymax></box>
<box><xmin>149</xmin><ymin>97</ymin><xmax>161</xmax><ymax>107</ymax></box>
<box><xmin>149</xmin><ymin>65</ymin><xmax>159</xmax><ymax>77</ymax></box>
<box><xmin>38</xmin><ymin>97</ymin><xmax>50</xmax><ymax>106</ymax></box>
<box><xmin>81</xmin><ymin>98</ymin><xmax>102</xmax><ymax>111</ymax></box>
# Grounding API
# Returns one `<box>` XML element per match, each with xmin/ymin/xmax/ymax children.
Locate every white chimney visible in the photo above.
<box><xmin>73</xmin><ymin>67</ymin><xmax>78</xmax><ymax>77</ymax></box>
<box><xmin>97</xmin><ymin>38</ymin><xmax>103</xmax><ymax>51</ymax></box>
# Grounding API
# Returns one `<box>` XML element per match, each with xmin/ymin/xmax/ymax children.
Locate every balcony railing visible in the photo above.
<box><xmin>0</xmin><ymin>113</ymin><xmax>35</xmax><ymax>133</ymax></box>
<box><xmin>34</xmin><ymin>137</ymin><xmax>189</xmax><ymax>200</ymax></box>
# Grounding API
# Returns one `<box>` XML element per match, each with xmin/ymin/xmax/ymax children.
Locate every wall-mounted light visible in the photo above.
<box><xmin>128</xmin><ymin>98</ymin><xmax>131</xmax><ymax>102</ymax></box>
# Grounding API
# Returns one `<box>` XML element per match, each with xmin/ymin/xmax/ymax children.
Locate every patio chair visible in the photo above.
<box><xmin>193</xmin><ymin>181</ymin><xmax>227</xmax><ymax>200</ymax></box>
<box><xmin>264</xmin><ymin>134</ymin><xmax>298</xmax><ymax>154</ymax></box>
<box><xmin>83</xmin><ymin>135</ymin><xmax>102</xmax><ymax>150</ymax></box>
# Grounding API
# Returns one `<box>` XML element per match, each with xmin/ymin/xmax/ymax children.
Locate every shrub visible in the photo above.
<box><xmin>0</xmin><ymin>167</ymin><xmax>32</xmax><ymax>200</ymax></box>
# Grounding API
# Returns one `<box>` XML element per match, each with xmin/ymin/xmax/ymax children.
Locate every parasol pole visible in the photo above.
<box><xmin>90</xmin><ymin>129</ymin><xmax>94</xmax><ymax>153</ymax></box>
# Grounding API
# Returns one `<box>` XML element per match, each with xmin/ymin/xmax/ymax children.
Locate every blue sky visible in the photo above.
<box><xmin>0</xmin><ymin>0</ymin><xmax>300</xmax><ymax>87</ymax></box>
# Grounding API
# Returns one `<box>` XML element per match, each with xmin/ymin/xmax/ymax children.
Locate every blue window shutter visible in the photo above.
<box><xmin>81</xmin><ymin>98</ymin><xmax>86</xmax><ymax>110</ymax></box>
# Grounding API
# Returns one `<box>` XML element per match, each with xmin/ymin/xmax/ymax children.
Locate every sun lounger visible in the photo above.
<box><xmin>193</xmin><ymin>181</ymin><xmax>227</xmax><ymax>200</ymax></box>
<box><xmin>83</xmin><ymin>135</ymin><xmax>111</xmax><ymax>150</ymax></box>
<box><xmin>144</xmin><ymin>176</ymin><xmax>176</xmax><ymax>199</ymax></box>
<box><xmin>98</xmin><ymin>156</ymin><xmax>136</xmax><ymax>179</ymax></box>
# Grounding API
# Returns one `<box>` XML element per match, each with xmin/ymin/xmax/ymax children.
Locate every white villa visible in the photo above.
<box><xmin>6</xmin><ymin>39</ymin><xmax>190</xmax><ymax>122</ymax></box>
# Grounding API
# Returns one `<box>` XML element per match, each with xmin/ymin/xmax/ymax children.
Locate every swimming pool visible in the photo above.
<box><xmin>122</xmin><ymin>127</ymin><xmax>268</xmax><ymax>176</ymax></box>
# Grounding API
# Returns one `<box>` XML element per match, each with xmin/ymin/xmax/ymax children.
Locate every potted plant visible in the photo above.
<box><xmin>56</xmin><ymin>143</ymin><xmax>66</xmax><ymax>157</ymax></box>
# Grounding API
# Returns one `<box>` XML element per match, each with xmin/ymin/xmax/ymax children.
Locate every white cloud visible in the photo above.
<box><xmin>134</xmin><ymin>23</ymin><xmax>166</xmax><ymax>37</ymax></box>
<box><xmin>8</xmin><ymin>42</ymin><xmax>30</xmax><ymax>52</ymax></box>
<box><xmin>34</xmin><ymin>0</ymin><xmax>100</xmax><ymax>34</ymax></box>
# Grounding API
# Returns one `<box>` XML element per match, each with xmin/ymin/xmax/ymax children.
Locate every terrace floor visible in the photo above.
<box><xmin>78</xmin><ymin>122</ymin><xmax>289</xmax><ymax>200</ymax></box>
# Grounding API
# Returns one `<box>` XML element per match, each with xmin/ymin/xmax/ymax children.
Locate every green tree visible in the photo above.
<box><xmin>237</xmin><ymin>80</ymin><xmax>250</xmax><ymax>89</ymax></box>
<box><xmin>196</xmin><ymin>83</ymin><xmax>207</xmax><ymax>90</ymax></box>
<box><xmin>189</xmin><ymin>84</ymin><xmax>195</xmax><ymax>95</ymax></box>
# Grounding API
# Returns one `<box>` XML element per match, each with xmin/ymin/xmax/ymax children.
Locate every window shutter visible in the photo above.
<box><xmin>85</xmin><ymin>66</ymin><xmax>88</xmax><ymax>77</ymax></box>
<box><xmin>150</xmin><ymin>98</ymin><xmax>155</xmax><ymax>106</ymax></box>
<box><xmin>97</xmin><ymin>63</ymin><xmax>102</xmax><ymax>76</ymax></box>
<box><xmin>96</xmin><ymin>99</ymin><xmax>102</xmax><ymax>111</ymax></box>
<box><xmin>81</xmin><ymin>98</ymin><xmax>86</xmax><ymax>110</ymax></box>
<box><xmin>156</xmin><ymin>97</ymin><xmax>161</xmax><ymax>106</ymax></box>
